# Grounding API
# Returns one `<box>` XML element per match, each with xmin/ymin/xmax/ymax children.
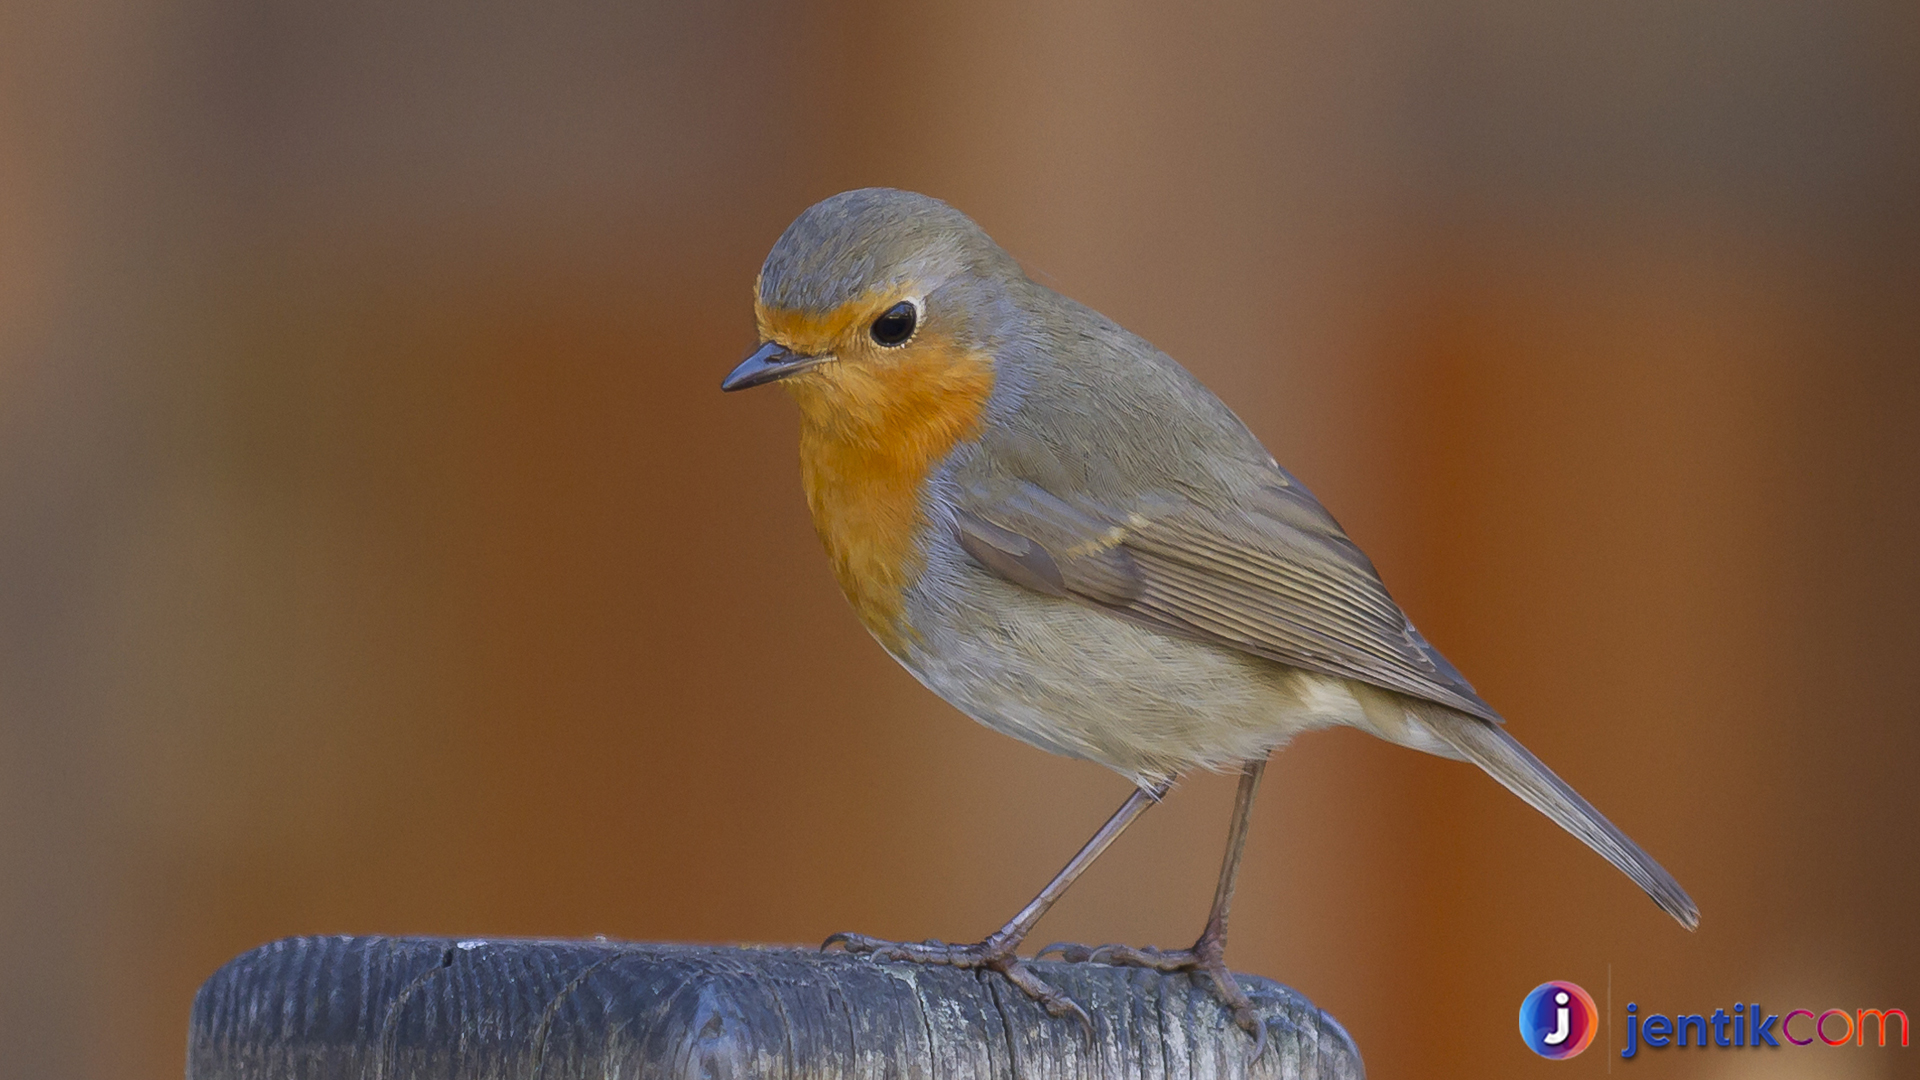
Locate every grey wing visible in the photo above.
<box><xmin>951</xmin><ymin>475</ymin><xmax>1502</xmax><ymax>723</ymax></box>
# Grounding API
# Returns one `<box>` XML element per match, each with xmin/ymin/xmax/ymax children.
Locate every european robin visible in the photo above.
<box><xmin>723</xmin><ymin>188</ymin><xmax>1697</xmax><ymax>1052</ymax></box>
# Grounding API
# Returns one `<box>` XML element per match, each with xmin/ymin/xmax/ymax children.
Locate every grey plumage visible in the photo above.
<box><xmin>1415</xmin><ymin>705</ymin><xmax>1700</xmax><ymax>929</ymax></box>
<box><xmin>925</xmin><ymin>279</ymin><xmax>1698</xmax><ymax>928</ymax></box>
<box><xmin>746</xmin><ymin>187</ymin><xmax>1699</xmax><ymax>932</ymax></box>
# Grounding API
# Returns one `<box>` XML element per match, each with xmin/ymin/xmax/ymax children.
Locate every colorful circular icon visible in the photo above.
<box><xmin>1520</xmin><ymin>981</ymin><xmax>1599</xmax><ymax>1059</ymax></box>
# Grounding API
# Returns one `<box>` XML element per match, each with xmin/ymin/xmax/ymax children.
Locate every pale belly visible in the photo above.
<box><xmin>892</xmin><ymin>535</ymin><xmax>1376</xmax><ymax>786</ymax></box>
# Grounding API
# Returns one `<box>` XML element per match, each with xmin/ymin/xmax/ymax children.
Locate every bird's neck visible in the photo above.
<box><xmin>787</xmin><ymin>352</ymin><xmax>995</xmax><ymax>648</ymax></box>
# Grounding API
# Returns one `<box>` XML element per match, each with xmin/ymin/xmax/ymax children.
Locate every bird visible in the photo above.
<box><xmin>721</xmin><ymin>187</ymin><xmax>1698</xmax><ymax>1056</ymax></box>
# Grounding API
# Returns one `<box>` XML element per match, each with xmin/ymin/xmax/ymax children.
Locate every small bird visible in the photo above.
<box><xmin>723</xmin><ymin>188</ymin><xmax>1697</xmax><ymax>1054</ymax></box>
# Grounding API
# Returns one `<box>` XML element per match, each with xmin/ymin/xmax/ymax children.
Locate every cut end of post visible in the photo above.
<box><xmin>188</xmin><ymin>935</ymin><xmax>1364</xmax><ymax>1079</ymax></box>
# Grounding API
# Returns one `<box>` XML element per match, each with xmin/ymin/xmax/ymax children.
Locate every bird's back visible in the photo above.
<box><xmin>972</xmin><ymin>281</ymin><xmax>1285</xmax><ymax>512</ymax></box>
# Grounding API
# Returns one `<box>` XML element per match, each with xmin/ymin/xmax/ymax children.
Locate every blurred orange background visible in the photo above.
<box><xmin>2</xmin><ymin>2</ymin><xmax>1916</xmax><ymax>1077</ymax></box>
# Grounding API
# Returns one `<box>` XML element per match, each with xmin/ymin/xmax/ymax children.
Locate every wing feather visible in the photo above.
<box><xmin>952</xmin><ymin>478</ymin><xmax>1499</xmax><ymax>722</ymax></box>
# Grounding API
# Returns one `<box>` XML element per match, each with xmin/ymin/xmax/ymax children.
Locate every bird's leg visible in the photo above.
<box><xmin>824</xmin><ymin>780</ymin><xmax>1169</xmax><ymax>1028</ymax></box>
<box><xmin>1038</xmin><ymin>757</ymin><xmax>1271</xmax><ymax>1055</ymax></box>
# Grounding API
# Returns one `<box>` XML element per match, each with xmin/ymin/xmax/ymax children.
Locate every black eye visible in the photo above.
<box><xmin>870</xmin><ymin>301</ymin><xmax>918</xmax><ymax>347</ymax></box>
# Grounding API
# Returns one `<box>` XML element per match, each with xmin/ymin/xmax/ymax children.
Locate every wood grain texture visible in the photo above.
<box><xmin>187</xmin><ymin>936</ymin><xmax>1363</xmax><ymax>1079</ymax></box>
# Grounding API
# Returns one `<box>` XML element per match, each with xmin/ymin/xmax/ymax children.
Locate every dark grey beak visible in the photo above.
<box><xmin>721</xmin><ymin>341</ymin><xmax>823</xmax><ymax>391</ymax></box>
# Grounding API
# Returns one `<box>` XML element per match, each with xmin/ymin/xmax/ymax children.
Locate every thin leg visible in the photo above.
<box><xmin>824</xmin><ymin>779</ymin><xmax>1169</xmax><ymax>1027</ymax></box>
<box><xmin>1200</xmin><ymin>754</ymin><xmax>1267</xmax><ymax>946</ymax></box>
<box><xmin>1039</xmin><ymin>757</ymin><xmax>1272</xmax><ymax>1058</ymax></box>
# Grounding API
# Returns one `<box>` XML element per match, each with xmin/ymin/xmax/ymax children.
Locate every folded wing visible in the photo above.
<box><xmin>952</xmin><ymin>476</ymin><xmax>1500</xmax><ymax>723</ymax></box>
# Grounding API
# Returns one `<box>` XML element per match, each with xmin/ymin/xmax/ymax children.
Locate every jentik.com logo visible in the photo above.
<box><xmin>1520</xmin><ymin>981</ymin><xmax>1600</xmax><ymax>1059</ymax></box>
<box><xmin>1518</xmin><ymin>978</ymin><xmax>1911</xmax><ymax>1061</ymax></box>
<box><xmin>1620</xmin><ymin>1001</ymin><xmax>1909</xmax><ymax>1057</ymax></box>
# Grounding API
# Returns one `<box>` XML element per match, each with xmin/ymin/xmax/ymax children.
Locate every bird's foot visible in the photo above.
<box><xmin>1037</xmin><ymin>935</ymin><xmax>1267</xmax><ymax>1059</ymax></box>
<box><xmin>823</xmin><ymin>931</ymin><xmax>1091</xmax><ymax>1031</ymax></box>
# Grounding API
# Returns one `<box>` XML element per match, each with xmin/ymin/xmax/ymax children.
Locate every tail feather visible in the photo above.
<box><xmin>1416</xmin><ymin>706</ymin><xmax>1700</xmax><ymax>930</ymax></box>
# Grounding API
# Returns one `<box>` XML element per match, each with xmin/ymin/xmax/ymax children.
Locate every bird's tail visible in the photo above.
<box><xmin>1413</xmin><ymin>706</ymin><xmax>1700</xmax><ymax>930</ymax></box>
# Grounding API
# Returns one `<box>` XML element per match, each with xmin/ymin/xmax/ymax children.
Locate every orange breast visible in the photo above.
<box><xmin>784</xmin><ymin>346</ymin><xmax>995</xmax><ymax>650</ymax></box>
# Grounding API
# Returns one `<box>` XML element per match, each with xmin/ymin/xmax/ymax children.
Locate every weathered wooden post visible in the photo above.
<box><xmin>187</xmin><ymin>936</ymin><xmax>1363</xmax><ymax>1078</ymax></box>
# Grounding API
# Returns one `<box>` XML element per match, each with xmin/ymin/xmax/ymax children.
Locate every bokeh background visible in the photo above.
<box><xmin>3</xmin><ymin>2</ymin><xmax>1916</xmax><ymax>1077</ymax></box>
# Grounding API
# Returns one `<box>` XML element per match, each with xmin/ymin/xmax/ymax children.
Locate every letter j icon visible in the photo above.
<box><xmin>1521</xmin><ymin>981</ymin><xmax>1599</xmax><ymax>1059</ymax></box>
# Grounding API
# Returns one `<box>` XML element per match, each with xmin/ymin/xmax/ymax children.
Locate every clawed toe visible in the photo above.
<box><xmin>998</xmin><ymin>959</ymin><xmax>1094</xmax><ymax>1032</ymax></box>
<box><xmin>1034</xmin><ymin>941</ymin><xmax>1097</xmax><ymax>963</ymax></box>
<box><xmin>823</xmin><ymin>930</ymin><xmax>1090</xmax><ymax>1033</ymax></box>
<box><xmin>1036</xmin><ymin>937</ymin><xmax>1267</xmax><ymax>1060</ymax></box>
<box><xmin>1196</xmin><ymin>963</ymin><xmax>1268</xmax><ymax>1062</ymax></box>
<box><xmin>823</xmin><ymin>932</ymin><xmax>997</xmax><ymax>967</ymax></box>
<box><xmin>1036</xmin><ymin>940</ymin><xmax>1202</xmax><ymax>972</ymax></box>
<box><xmin>827</xmin><ymin>931</ymin><xmax>1261</xmax><ymax>1057</ymax></box>
<box><xmin>1237</xmin><ymin>1005</ymin><xmax>1269</xmax><ymax>1063</ymax></box>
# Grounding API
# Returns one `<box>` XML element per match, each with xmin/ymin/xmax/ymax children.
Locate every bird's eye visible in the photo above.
<box><xmin>870</xmin><ymin>301</ymin><xmax>918</xmax><ymax>347</ymax></box>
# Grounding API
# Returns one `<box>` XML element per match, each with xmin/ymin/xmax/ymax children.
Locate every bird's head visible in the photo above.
<box><xmin>723</xmin><ymin>188</ymin><xmax>1021</xmax><ymax>438</ymax></box>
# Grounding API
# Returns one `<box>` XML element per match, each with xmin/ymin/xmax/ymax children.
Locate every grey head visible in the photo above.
<box><xmin>723</xmin><ymin>188</ymin><xmax>1034</xmax><ymax>393</ymax></box>
<box><xmin>758</xmin><ymin>189</ymin><xmax>1027</xmax><ymax>325</ymax></box>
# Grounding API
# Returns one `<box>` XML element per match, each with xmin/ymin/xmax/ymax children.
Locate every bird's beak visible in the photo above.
<box><xmin>721</xmin><ymin>341</ymin><xmax>827</xmax><ymax>391</ymax></box>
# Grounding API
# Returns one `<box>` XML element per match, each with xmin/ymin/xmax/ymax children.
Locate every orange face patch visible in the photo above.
<box><xmin>756</xmin><ymin>292</ymin><xmax>995</xmax><ymax>650</ymax></box>
<box><xmin>754</xmin><ymin>296</ymin><xmax>874</xmax><ymax>357</ymax></box>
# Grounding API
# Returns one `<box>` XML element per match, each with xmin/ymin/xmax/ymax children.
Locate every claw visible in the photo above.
<box><xmin>1053</xmin><ymin>941</ymin><xmax>1197</xmax><ymax>971</ymax></box>
<box><xmin>1192</xmin><ymin>965</ymin><xmax>1267</xmax><ymax>1062</ymax></box>
<box><xmin>1044</xmin><ymin>935</ymin><xmax>1267</xmax><ymax>1057</ymax></box>
<box><xmin>1033</xmin><ymin>941</ymin><xmax>1097</xmax><ymax>962</ymax></box>
<box><xmin>1000</xmin><ymin>960</ymin><xmax>1093</xmax><ymax>1034</ymax></box>
<box><xmin>1246</xmin><ymin>1013</ymin><xmax>1269</xmax><ymax>1063</ymax></box>
<box><xmin>1065</xmin><ymin>996</ymin><xmax>1096</xmax><ymax>1037</ymax></box>
<box><xmin>824</xmin><ymin>931</ymin><xmax>898</xmax><ymax>956</ymax></box>
<box><xmin>818</xmin><ymin>930</ymin><xmax>1092</xmax><ymax>1034</ymax></box>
